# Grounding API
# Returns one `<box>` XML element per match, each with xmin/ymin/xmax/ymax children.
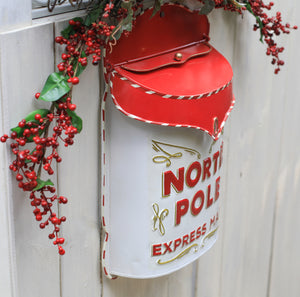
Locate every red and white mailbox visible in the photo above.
<box><xmin>101</xmin><ymin>4</ymin><xmax>234</xmax><ymax>279</ymax></box>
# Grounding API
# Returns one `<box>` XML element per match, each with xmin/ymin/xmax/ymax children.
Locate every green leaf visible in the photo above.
<box><xmin>61</xmin><ymin>25</ymin><xmax>74</xmax><ymax>39</ymax></box>
<box><xmin>111</xmin><ymin>0</ymin><xmax>134</xmax><ymax>38</ymax></box>
<box><xmin>33</xmin><ymin>178</ymin><xmax>54</xmax><ymax>191</ymax></box>
<box><xmin>151</xmin><ymin>0</ymin><xmax>163</xmax><ymax>17</ymax></box>
<box><xmin>11</xmin><ymin>109</ymin><xmax>51</xmax><ymax>141</ymax></box>
<box><xmin>74</xmin><ymin>51</ymin><xmax>87</xmax><ymax>77</ymax></box>
<box><xmin>61</xmin><ymin>17</ymin><xmax>84</xmax><ymax>38</ymax></box>
<box><xmin>199</xmin><ymin>0</ymin><xmax>215</xmax><ymax>15</ymax></box>
<box><xmin>245</xmin><ymin>3</ymin><xmax>264</xmax><ymax>42</ymax></box>
<box><xmin>110</xmin><ymin>1</ymin><xmax>134</xmax><ymax>41</ymax></box>
<box><xmin>121</xmin><ymin>0</ymin><xmax>134</xmax><ymax>10</ymax></box>
<box><xmin>39</xmin><ymin>72</ymin><xmax>70</xmax><ymax>102</ymax></box>
<box><xmin>66</xmin><ymin>109</ymin><xmax>83</xmax><ymax>133</ymax></box>
<box><xmin>84</xmin><ymin>6</ymin><xmax>104</xmax><ymax>26</ymax></box>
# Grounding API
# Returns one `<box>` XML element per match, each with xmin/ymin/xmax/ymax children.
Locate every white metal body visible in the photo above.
<box><xmin>102</xmin><ymin>94</ymin><xmax>223</xmax><ymax>278</ymax></box>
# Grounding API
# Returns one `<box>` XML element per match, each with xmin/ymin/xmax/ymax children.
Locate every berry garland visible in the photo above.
<box><xmin>0</xmin><ymin>0</ymin><xmax>296</xmax><ymax>255</ymax></box>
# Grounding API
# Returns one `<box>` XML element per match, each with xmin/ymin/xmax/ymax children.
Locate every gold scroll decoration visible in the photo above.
<box><xmin>156</xmin><ymin>227</ymin><xmax>218</xmax><ymax>265</ymax></box>
<box><xmin>152</xmin><ymin>203</ymin><xmax>169</xmax><ymax>236</ymax></box>
<box><xmin>157</xmin><ymin>244</ymin><xmax>198</xmax><ymax>265</ymax></box>
<box><xmin>201</xmin><ymin>227</ymin><xmax>218</xmax><ymax>248</ymax></box>
<box><xmin>152</xmin><ymin>140</ymin><xmax>201</xmax><ymax>167</ymax></box>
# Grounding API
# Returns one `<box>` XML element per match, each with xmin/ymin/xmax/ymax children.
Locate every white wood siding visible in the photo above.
<box><xmin>0</xmin><ymin>1</ymin><xmax>299</xmax><ymax>296</ymax></box>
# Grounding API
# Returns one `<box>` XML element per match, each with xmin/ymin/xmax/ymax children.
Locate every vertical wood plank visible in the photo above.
<box><xmin>0</xmin><ymin>24</ymin><xmax>61</xmax><ymax>297</ymax></box>
<box><xmin>216</xmin><ymin>3</ymin><xmax>295</xmax><ymax>297</ymax></box>
<box><xmin>0</xmin><ymin>0</ymin><xmax>32</xmax><ymax>32</ymax></box>
<box><xmin>195</xmin><ymin>9</ymin><xmax>236</xmax><ymax>297</ymax></box>
<box><xmin>103</xmin><ymin>264</ymin><xmax>194</xmax><ymax>297</ymax></box>
<box><xmin>54</xmin><ymin>21</ymin><xmax>102</xmax><ymax>297</ymax></box>
<box><xmin>0</xmin><ymin>87</ymin><xmax>16</xmax><ymax>297</ymax></box>
<box><xmin>269</xmin><ymin>1</ymin><xmax>300</xmax><ymax>296</ymax></box>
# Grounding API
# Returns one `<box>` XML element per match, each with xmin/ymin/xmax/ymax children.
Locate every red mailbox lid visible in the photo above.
<box><xmin>104</xmin><ymin>4</ymin><xmax>234</xmax><ymax>139</ymax></box>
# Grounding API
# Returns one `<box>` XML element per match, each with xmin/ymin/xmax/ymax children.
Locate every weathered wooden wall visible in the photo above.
<box><xmin>0</xmin><ymin>1</ymin><xmax>299</xmax><ymax>297</ymax></box>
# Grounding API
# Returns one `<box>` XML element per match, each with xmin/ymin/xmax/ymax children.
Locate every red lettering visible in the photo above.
<box><xmin>152</xmin><ymin>244</ymin><xmax>161</xmax><ymax>256</ymax></box>
<box><xmin>210</xmin><ymin>216</ymin><xmax>216</xmax><ymax>228</ymax></box>
<box><xmin>190</xmin><ymin>230</ymin><xmax>195</xmax><ymax>243</ymax></box>
<box><xmin>163</xmin><ymin>167</ymin><xmax>184</xmax><ymax>196</ymax></box>
<box><xmin>196</xmin><ymin>226</ymin><xmax>202</xmax><ymax>239</ymax></box>
<box><xmin>206</xmin><ymin>184</ymin><xmax>214</xmax><ymax>208</ymax></box>
<box><xmin>215</xmin><ymin>176</ymin><xmax>221</xmax><ymax>201</ymax></box>
<box><xmin>163</xmin><ymin>241</ymin><xmax>173</xmax><ymax>254</ymax></box>
<box><xmin>213</xmin><ymin>151</ymin><xmax>220</xmax><ymax>174</ymax></box>
<box><xmin>196</xmin><ymin>223</ymin><xmax>207</xmax><ymax>238</ymax></box>
<box><xmin>186</xmin><ymin>161</ymin><xmax>201</xmax><ymax>188</ymax></box>
<box><xmin>175</xmin><ymin>199</ymin><xmax>189</xmax><ymax>225</ymax></box>
<box><xmin>202</xmin><ymin>223</ymin><xmax>207</xmax><ymax>235</ymax></box>
<box><xmin>191</xmin><ymin>190</ymin><xmax>204</xmax><ymax>216</ymax></box>
<box><xmin>202</xmin><ymin>157</ymin><xmax>211</xmax><ymax>181</ymax></box>
<box><xmin>174</xmin><ymin>238</ymin><xmax>182</xmax><ymax>252</ymax></box>
<box><xmin>182</xmin><ymin>234</ymin><xmax>189</xmax><ymax>247</ymax></box>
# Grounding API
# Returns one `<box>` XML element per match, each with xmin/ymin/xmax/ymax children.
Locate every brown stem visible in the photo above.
<box><xmin>37</xmin><ymin>103</ymin><xmax>56</xmax><ymax>178</ymax></box>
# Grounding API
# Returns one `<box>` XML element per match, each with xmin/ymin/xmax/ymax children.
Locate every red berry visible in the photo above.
<box><xmin>36</xmin><ymin>214</ymin><xmax>42</xmax><ymax>221</ymax></box>
<box><xmin>58</xmin><ymin>246</ymin><xmax>65</xmax><ymax>255</ymax></box>
<box><xmin>19</xmin><ymin>139</ymin><xmax>26</xmax><ymax>146</ymax></box>
<box><xmin>18</xmin><ymin>121</ymin><xmax>26</xmax><ymax>128</ymax></box>
<box><xmin>58</xmin><ymin>238</ymin><xmax>65</xmax><ymax>244</ymax></box>
<box><xmin>16</xmin><ymin>174</ymin><xmax>23</xmax><ymax>181</ymax></box>
<box><xmin>41</xmin><ymin>200</ymin><xmax>48</xmax><ymax>207</ymax></box>
<box><xmin>55</xmin><ymin>36</ymin><xmax>62</xmax><ymax>43</ymax></box>
<box><xmin>68</xmin><ymin>104</ymin><xmax>76</xmax><ymax>111</ymax></box>
<box><xmin>71</xmin><ymin>77</ymin><xmax>79</xmax><ymax>85</ymax></box>
<box><xmin>35</xmin><ymin>93</ymin><xmax>40</xmax><ymax>99</ymax></box>
<box><xmin>59</xmin><ymin>196</ymin><xmax>68</xmax><ymax>204</ymax></box>
<box><xmin>34</xmin><ymin>114</ymin><xmax>41</xmax><ymax>121</ymax></box>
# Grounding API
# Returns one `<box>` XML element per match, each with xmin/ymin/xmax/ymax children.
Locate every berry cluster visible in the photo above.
<box><xmin>247</xmin><ymin>0</ymin><xmax>297</xmax><ymax>73</ymax></box>
<box><xmin>210</xmin><ymin>0</ymin><xmax>297</xmax><ymax>73</ymax></box>
<box><xmin>214</xmin><ymin>0</ymin><xmax>245</xmax><ymax>12</ymax></box>
<box><xmin>0</xmin><ymin>1</ymin><xmax>126</xmax><ymax>255</ymax></box>
<box><xmin>55</xmin><ymin>10</ymin><xmax>118</xmax><ymax>74</ymax></box>
<box><xmin>0</xmin><ymin>0</ymin><xmax>136</xmax><ymax>255</ymax></box>
<box><xmin>0</xmin><ymin>95</ymin><xmax>80</xmax><ymax>254</ymax></box>
<box><xmin>30</xmin><ymin>187</ymin><xmax>67</xmax><ymax>255</ymax></box>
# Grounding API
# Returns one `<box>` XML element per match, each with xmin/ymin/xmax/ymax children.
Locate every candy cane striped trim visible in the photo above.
<box><xmin>109</xmin><ymin>84</ymin><xmax>224</xmax><ymax>139</ymax></box>
<box><xmin>108</xmin><ymin>71</ymin><xmax>235</xmax><ymax>140</ymax></box>
<box><xmin>100</xmin><ymin>84</ymin><xmax>117</xmax><ymax>280</ymax></box>
<box><xmin>219</xmin><ymin>96</ymin><xmax>235</xmax><ymax>132</ymax></box>
<box><xmin>112</xmin><ymin>71</ymin><xmax>232</xmax><ymax>100</ymax></box>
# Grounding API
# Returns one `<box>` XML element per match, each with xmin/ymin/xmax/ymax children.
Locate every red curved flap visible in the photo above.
<box><xmin>107</xmin><ymin>4</ymin><xmax>210</xmax><ymax>65</ymax></box>
<box><xmin>120</xmin><ymin>42</ymin><xmax>212</xmax><ymax>73</ymax></box>
<box><xmin>105</xmin><ymin>4</ymin><xmax>235</xmax><ymax>140</ymax></box>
